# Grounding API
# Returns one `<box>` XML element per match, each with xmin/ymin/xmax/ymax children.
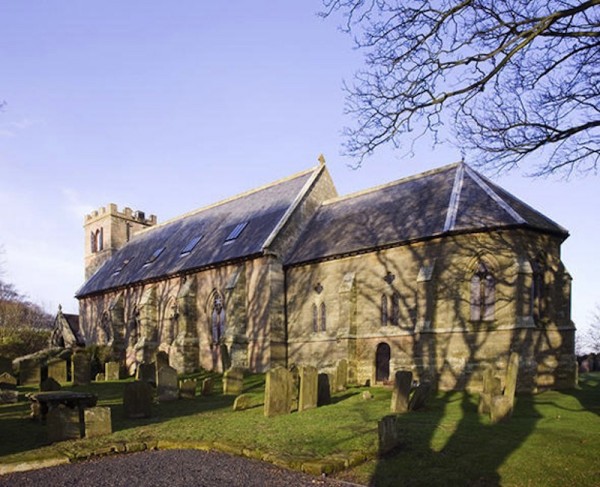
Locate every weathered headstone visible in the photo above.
<box><xmin>0</xmin><ymin>356</ymin><xmax>12</xmax><ymax>375</ymax></box>
<box><xmin>298</xmin><ymin>365</ymin><xmax>318</xmax><ymax>412</ymax></box>
<box><xmin>478</xmin><ymin>366</ymin><xmax>502</xmax><ymax>415</ymax></box>
<box><xmin>317</xmin><ymin>373</ymin><xmax>331</xmax><ymax>406</ymax></box>
<box><xmin>201</xmin><ymin>377</ymin><xmax>214</xmax><ymax>396</ymax></box>
<box><xmin>223</xmin><ymin>367</ymin><xmax>244</xmax><ymax>395</ymax></box>
<box><xmin>156</xmin><ymin>351</ymin><xmax>169</xmax><ymax>375</ymax></box>
<box><xmin>157</xmin><ymin>365</ymin><xmax>179</xmax><ymax>402</ymax></box>
<box><xmin>95</xmin><ymin>373</ymin><xmax>105</xmax><ymax>381</ymax></box>
<box><xmin>47</xmin><ymin>359</ymin><xmax>68</xmax><ymax>383</ymax></box>
<box><xmin>289</xmin><ymin>364</ymin><xmax>300</xmax><ymax>410</ymax></box>
<box><xmin>264</xmin><ymin>366</ymin><xmax>292</xmax><ymax>417</ymax></box>
<box><xmin>136</xmin><ymin>362</ymin><xmax>156</xmax><ymax>386</ymax></box>
<box><xmin>362</xmin><ymin>391</ymin><xmax>373</xmax><ymax>400</ymax></box>
<box><xmin>84</xmin><ymin>407</ymin><xmax>112</xmax><ymax>438</ymax></box>
<box><xmin>378</xmin><ymin>415</ymin><xmax>401</xmax><ymax>455</ymax></box>
<box><xmin>19</xmin><ymin>358</ymin><xmax>40</xmax><ymax>386</ymax></box>
<box><xmin>40</xmin><ymin>377</ymin><xmax>62</xmax><ymax>392</ymax></box>
<box><xmin>408</xmin><ymin>381</ymin><xmax>432</xmax><ymax>411</ymax></box>
<box><xmin>72</xmin><ymin>352</ymin><xmax>91</xmax><ymax>386</ymax></box>
<box><xmin>47</xmin><ymin>405</ymin><xmax>80</xmax><ymax>443</ymax></box>
<box><xmin>335</xmin><ymin>359</ymin><xmax>348</xmax><ymax>392</ymax></box>
<box><xmin>490</xmin><ymin>352</ymin><xmax>520</xmax><ymax>424</ymax></box>
<box><xmin>179</xmin><ymin>379</ymin><xmax>197</xmax><ymax>399</ymax></box>
<box><xmin>390</xmin><ymin>371</ymin><xmax>413</xmax><ymax>413</ymax></box>
<box><xmin>0</xmin><ymin>372</ymin><xmax>18</xmax><ymax>404</ymax></box>
<box><xmin>233</xmin><ymin>393</ymin><xmax>253</xmax><ymax>411</ymax></box>
<box><xmin>105</xmin><ymin>361</ymin><xmax>120</xmax><ymax>381</ymax></box>
<box><xmin>123</xmin><ymin>381</ymin><xmax>153</xmax><ymax>419</ymax></box>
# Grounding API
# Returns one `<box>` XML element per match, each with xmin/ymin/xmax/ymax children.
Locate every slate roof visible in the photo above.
<box><xmin>287</xmin><ymin>163</ymin><xmax>568</xmax><ymax>266</ymax></box>
<box><xmin>76</xmin><ymin>166</ymin><xmax>322</xmax><ymax>297</ymax></box>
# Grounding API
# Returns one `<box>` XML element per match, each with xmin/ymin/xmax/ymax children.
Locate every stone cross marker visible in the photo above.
<box><xmin>157</xmin><ymin>365</ymin><xmax>179</xmax><ymax>402</ymax></box>
<box><xmin>223</xmin><ymin>367</ymin><xmax>244</xmax><ymax>395</ymax></box>
<box><xmin>47</xmin><ymin>359</ymin><xmax>68</xmax><ymax>383</ymax></box>
<box><xmin>390</xmin><ymin>370</ymin><xmax>413</xmax><ymax>413</ymax></box>
<box><xmin>298</xmin><ymin>365</ymin><xmax>318</xmax><ymax>411</ymax></box>
<box><xmin>264</xmin><ymin>366</ymin><xmax>292</xmax><ymax>417</ymax></box>
<box><xmin>72</xmin><ymin>352</ymin><xmax>91</xmax><ymax>386</ymax></box>
<box><xmin>123</xmin><ymin>381</ymin><xmax>153</xmax><ymax>419</ymax></box>
<box><xmin>317</xmin><ymin>373</ymin><xmax>331</xmax><ymax>406</ymax></box>
<box><xmin>105</xmin><ymin>361</ymin><xmax>120</xmax><ymax>381</ymax></box>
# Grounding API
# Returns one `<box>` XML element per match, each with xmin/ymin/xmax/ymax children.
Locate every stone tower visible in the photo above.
<box><xmin>84</xmin><ymin>204</ymin><xmax>157</xmax><ymax>279</ymax></box>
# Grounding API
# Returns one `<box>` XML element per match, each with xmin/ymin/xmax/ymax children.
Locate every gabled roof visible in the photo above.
<box><xmin>287</xmin><ymin>162</ymin><xmax>568</xmax><ymax>266</ymax></box>
<box><xmin>77</xmin><ymin>165</ymin><xmax>325</xmax><ymax>297</ymax></box>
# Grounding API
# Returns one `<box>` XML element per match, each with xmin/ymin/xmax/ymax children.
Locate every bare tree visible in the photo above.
<box><xmin>578</xmin><ymin>305</ymin><xmax>600</xmax><ymax>353</ymax></box>
<box><xmin>321</xmin><ymin>0</ymin><xmax>600</xmax><ymax>176</ymax></box>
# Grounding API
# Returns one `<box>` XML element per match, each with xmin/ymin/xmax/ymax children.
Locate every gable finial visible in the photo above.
<box><xmin>318</xmin><ymin>154</ymin><xmax>326</xmax><ymax>166</ymax></box>
<box><xmin>58</xmin><ymin>304</ymin><xmax>62</xmax><ymax>312</ymax></box>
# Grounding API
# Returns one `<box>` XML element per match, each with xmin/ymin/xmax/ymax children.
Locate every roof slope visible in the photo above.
<box><xmin>287</xmin><ymin>163</ymin><xmax>567</xmax><ymax>265</ymax></box>
<box><xmin>77</xmin><ymin>166</ymin><xmax>321</xmax><ymax>297</ymax></box>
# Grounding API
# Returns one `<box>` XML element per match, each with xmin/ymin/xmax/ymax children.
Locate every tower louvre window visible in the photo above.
<box><xmin>180</xmin><ymin>235</ymin><xmax>203</xmax><ymax>256</ymax></box>
<box><xmin>224</xmin><ymin>222</ymin><xmax>248</xmax><ymax>243</ymax></box>
<box><xmin>144</xmin><ymin>247</ymin><xmax>165</xmax><ymax>266</ymax></box>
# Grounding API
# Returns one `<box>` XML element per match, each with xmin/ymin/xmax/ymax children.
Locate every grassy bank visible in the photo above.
<box><xmin>1</xmin><ymin>372</ymin><xmax>599</xmax><ymax>486</ymax></box>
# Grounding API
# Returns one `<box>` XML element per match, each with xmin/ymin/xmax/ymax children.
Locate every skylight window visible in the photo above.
<box><xmin>180</xmin><ymin>235</ymin><xmax>203</xmax><ymax>256</ymax></box>
<box><xmin>224</xmin><ymin>222</ymin><xmax>248</xmax><ymax>243</ymax></box>
<box><xmin>112</xmin><ymin>257</ymin><xmax>134</xmax><ymax>276</ymax></box>
<box><xmin>144</xmin><ymin>247</ymin><xmax>165</xmax><ymax>266</ymax></box>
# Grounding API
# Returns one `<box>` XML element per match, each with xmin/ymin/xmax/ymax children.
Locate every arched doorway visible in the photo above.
<box><xmin>375</xmin><ymin>342</ymin><xmax>391</xmax><ymax>382</ymax></box>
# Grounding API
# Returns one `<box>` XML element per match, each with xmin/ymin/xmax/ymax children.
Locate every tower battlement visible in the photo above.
<box><xmin>85</xmin><ymin>203</ymin><xmax>157</xmax><ymax>226</ymax></box>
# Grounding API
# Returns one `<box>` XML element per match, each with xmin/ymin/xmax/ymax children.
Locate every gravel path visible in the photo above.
<box><xmin>0</xmin><ymin>450</ymin><xmax>361</xmax><ymax>487</ymax></box>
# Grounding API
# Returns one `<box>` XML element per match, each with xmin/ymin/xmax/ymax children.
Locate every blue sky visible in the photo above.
<box><xmin>0</xmin><ymin>1</ymin><xmax>598</xmax><ymax>337</ymax></box>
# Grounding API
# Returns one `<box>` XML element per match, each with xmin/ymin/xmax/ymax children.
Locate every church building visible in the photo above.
<box><xmin>76</xmin><ymin>161</ymin><xmax>576</xmax><ymax>391</ymax></box>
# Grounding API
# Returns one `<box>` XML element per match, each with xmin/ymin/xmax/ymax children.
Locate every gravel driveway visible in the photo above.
<box><xmin>0</xmin><ymin>450</ymin><xmax>361</xmax><ymax>487</ymax></box>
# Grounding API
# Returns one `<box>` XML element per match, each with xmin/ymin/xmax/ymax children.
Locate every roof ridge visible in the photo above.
<box><xmin>320</xmin><ymin>161</ymin><xmax>462</xmax><ymax>206</ymax></box>
<box><xmin>134</xmin><ymin>165</ymin><xmax>321</xmax><ymax>236</ymax></box>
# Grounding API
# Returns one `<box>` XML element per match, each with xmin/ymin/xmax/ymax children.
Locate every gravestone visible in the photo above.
<box><xmin>335</xmin><ymin>359</ymin><xmax>348</xmax><ymax>392</ymax></box>
<box><xmin>317</xmin><ymin>373</ymin><xmax>331</xmax><ymax>406</ymax></box>
<box><xmin>264</xmin><ymin>366</ymin><xmax>292</xmax><ymax>417</ymax></box>
<box><xmin>378</xmin><ymin>415</ymin><xmax>401</xmax><ymax>455</ymax></box>
<box><xmin>408</xmin><ymin>381</ymin><xmax>432</xmax><ymax>411</ymax></box>
<box><xmin>0</xmin><ymin>356</ymin><xmax>12</xmax><ymax>375</ymax></box>
<box><xmin>478</xmin><ymin>366</ymin><xmax>502</xmax><ymax>415</ymax></box>
<box><xmin>84</xmin><ymin>407</ymin><xmax>112</xmax><ymax>438</ymax></box>
<box><xmin>201</xmin><ymin>377</ymin><xmax>214</xmax><ymax>396</ymax></box>
<box><xmin>298</xmin><ymin>365</ymin><xmax>318</xmax><ymax>411</ymax></box>
<box><xmin>157</xmin><ymin>365</ymin><xmax>179</xmax><ymax>402</ymax></box>
<box><xmin>105</xmin><ymin>361</ymin><xmax>120</xmax><ymax>381</ymax></box>
<box><xmin>223</xmin><ymin>367</ymin><xmax>244</xmax><ymax>395</ymax></box>
<box><xmin>233</xmin><ymin>393</ymin><xmax>253</xmax><ymax>411</ymax></box>
<box><xmin>362</xmin><ymin>391</ymin><xmax>373</xmax><ymax>400</ymax></box>
<box><xmin>289</xmin><ymin>364</ymin><xmax>300</xmax><ymax>410</ymax></box>
<box><xmin>40</xmin><ymin>377</ymin><xmax>62</xmax><ymax>392</ymax></box>
<box><xmin>490</xmin><ymin>352</ymin><xmax>520</xmax><ymax>424</ymax></box>
<box><xmin>95</xmin><ymin>373</ymin><xmax>105</xmax><ymax>382</ymax></box>
<box><xmin>179</xmin><ymin>379</ymin><xmax>197</xmax><ymax>399</ymax></box>
<box><xmin>136</xmin><ymin>362</ymin><xmax>156</xmax><ymax>386</ymax></box>
<box><xmin>123</xmin><ymin>381</ymin><xmax>153</xmax><ymax>419</ymax></box>
<box><xmin>47</xmin><ymin>405</ymin><xmax>80</xmax><ymax>443</ymax></box>
<box><xmin>47</xmin><ymin>359</ymin><xmax>68</xmax><ymax>383</ymax></box>
<box><xmin>0</xmin><ymin>372</ymin><xmax>18</xmax><ymax>404</ymax></box>
<box><xmin>390</xmin><ymin>371</ymin><xmax>413</xmax><ymax>413</ymax></box>
<box><xmin>156</xmin><ymin>351</ymin><xmax>169</xmax><ymax>375</ymax></box>
<box><xmin>72</xmin><ymin>352</ymin><xmax>91</xmax><ymax>386</ymax></box>
<box><xmin>19</xmin><ymin>358</ymin><xmax>40</xmax><ymax>386</ymax></box>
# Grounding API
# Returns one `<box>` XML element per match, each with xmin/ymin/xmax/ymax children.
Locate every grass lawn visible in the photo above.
<box><xmin>1</xmin><ymin>372</ymin><xmax>599</xmax><ymax>486</ymax></box>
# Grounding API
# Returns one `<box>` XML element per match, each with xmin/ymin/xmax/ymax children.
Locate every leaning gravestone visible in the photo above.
<box><xmin>47</xmin><ymin>358</ymin><xmax>68</xmax><ymax>383</ymax></box>
<box><xmin>123</xmin><ymin>381</ymin><xmax>153</xmax><ymax>419</ymax></box>
<box><xmin>408</xmin><ymin>381</ymin><xmax>432</xmax><ymax>411</ymax></box>
<box><xmin>264</xmin><ymin>366</ymin><xmax>292</xmax><ymax>417</ymax></box>
<box><xmin>0</xmin><ymin>372</ymin><xmax>18</xmax><ymax>404</ymax></box>
<box><xmin>19</xmin><ymin>358</ymin><xmax>40</xmax><ymax>386</ymax></box>
<box><xmin>105</xmin><ymin>361</ymin><xmax>120</xmax><ymax>381</ymax></box>
<box><xmin>40</xmin><ymin>377</ymin><xmax>62</xmax><ymax>392</ymax></box>
<box><xmin>378</xmin><ymin>415</ymin><xmax>401</xmax><ymax>455</ymax></box>
<box><xmin>84</xmin><ymin>407</ymin><xmax>112</xmax><ymax>438</ymax></box>
<box><xmin>201</xmin><ymin>377</ymin><xmax>214</xmax><ymax>396</ymax></box>
<box><xmin>233</xmin><ymin>393</ymin><xmax>253</xmax><ymax>411</ymax></box>
<box><xmin>298</xmin><ymin>365</ymin><xmax>318</xmax><ymax>411</ymax></box>
<box><xmin>47</xmin><ymin>405</ymin><xmax>80</xmax><ymax>443</ymax></box>
<box><xmin>317</xmin><ymin>373</ymin><xmax>331</xmax><ymax>406</ymax></box>
<box><xmin>223</xmin><ymin>367</ymin><xmax>244</xmax><ymax>395</ymax></box>
<box><xmin>179</xmin><ymin>379</ymin><xmax>197</xmax><ymax>399</ymax></box>
<box><xmin>72</xmin><ymin>352</ymin><xmax>91</xmax><ymax>386</ymax></box>
<box><xmin>136</xmin><ymin>362</ymin><xmax>157</xmax><ymax>386</ymax></box>
<box><xmin>390</xmin><ymin>371</ymin><xmax>413</xmax><ymax>413</ymax></box>
<box><xmin>335</xmin><ymin>359</ymin><xmax>348</xmax><ymax>392</ymax></box>
<box><xmin>157</xmin><ymin>365</ymin><xmax>179</xmax><ymax>402</ymax></box>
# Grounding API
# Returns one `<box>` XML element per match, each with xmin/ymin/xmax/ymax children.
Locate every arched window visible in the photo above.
<box><xmin>312</xmin><ymin>303</ymin><xmax>318</xmax><ymax>333</ymax></box>
<box><xmin>320</xmin><ymin>302</ymin><xmax>327</xmax><ymax>331</ymax></box>
<box><xmin>97</xmin><ymin>227</ymin><xmax>104</xmax><ymax>251</ymax></box>
<box><xmin>211</xmin><ymin>291</ymin><xmax>226</xmax><ymax>344</ymax></box>
<box><xmin>381</xmin><ymin>294</ymin><xmax>388</xmax><ymax>327</ymax></box>
<box><xmin>470</xmin><ymin>261</ymin><xmax>495</xmax><ymax>321</ymax></box>
<box><xmin>391</xmin><ymin>292</ymin><xmax>400</xmax><ymax>326</ymax></box>
<box><xmin>532</xmin><ymin>260</ymin><xmax>544</xmax><ymax>322</ymax></box>
<box><xmin>90</xmin><ymin>231</ymin><xmax>97</xmax><ymax>253</ymax></box>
